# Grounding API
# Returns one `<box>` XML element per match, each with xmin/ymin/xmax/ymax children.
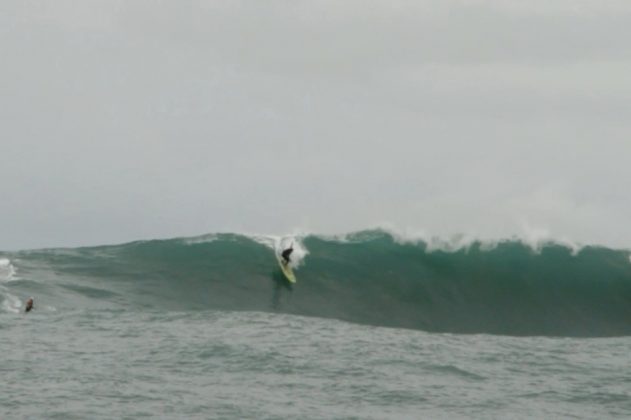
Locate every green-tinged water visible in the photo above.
<box><xmin>2</xmin><ymin>230</ymin><xmax>631</xmax><ymax>418</ymax></box>
<box><xmin>3</xmin><ymin>230</ymin><xmax>631</xmax><ymax>336</ymax></box>
<box><xmin>1</xmin><ymin>310</ymin><xmax>630</xmax><ymax>419</ymax></box>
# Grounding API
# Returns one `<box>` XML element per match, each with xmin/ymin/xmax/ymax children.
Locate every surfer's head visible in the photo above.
<box><xmin>25</xmin><ymin>297</ymin><xmax>34</xmax><ymax>313</ymax></box>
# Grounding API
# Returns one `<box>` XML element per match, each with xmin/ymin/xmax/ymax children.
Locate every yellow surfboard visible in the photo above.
<box><xmin>277</xmin><ymin>255</ymin><xmax>296</xmax><ymax>283</ymax></box>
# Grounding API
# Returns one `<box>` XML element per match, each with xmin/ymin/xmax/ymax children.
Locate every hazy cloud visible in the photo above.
<box><xmin>1</xmin><ymin>1</ymin><xmax>630</xmax><ymax>249</ymax></box>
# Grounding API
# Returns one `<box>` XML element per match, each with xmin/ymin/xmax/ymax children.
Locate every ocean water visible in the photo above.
<box><xmin>1</xmin><ymin>230</ymin><xmax>631</xmax><ymax>419</ymax></box>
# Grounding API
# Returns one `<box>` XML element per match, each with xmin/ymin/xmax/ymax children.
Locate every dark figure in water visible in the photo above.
<box><xmin>281</xmin><ymin>244</ymin><xmax>294</xmax><ymax>265</ymax></box>
<box><xmin>25</xmin><ymin>297</ymin><xmax>34</xmax><ymax>313</ymax></box>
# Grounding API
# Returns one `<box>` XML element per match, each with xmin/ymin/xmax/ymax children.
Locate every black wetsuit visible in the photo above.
<box><xmin>281</xmin><ymin>248</ymin><xmax>293</xmax><ymax>264</ymax></box>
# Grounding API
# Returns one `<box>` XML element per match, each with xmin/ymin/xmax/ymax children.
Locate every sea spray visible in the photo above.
<box><xmin>0</xmin><ymin>258</ymin><xmax>21</xmax><ymax>313</ymax></box>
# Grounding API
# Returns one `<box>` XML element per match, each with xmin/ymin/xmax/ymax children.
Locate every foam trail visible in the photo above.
<box><xmin>0</xmin><ymin>291</ymin><xmax>21</xmax><ymax>314</ymax></box>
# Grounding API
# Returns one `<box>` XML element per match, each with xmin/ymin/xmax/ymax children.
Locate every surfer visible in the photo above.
<box><xmin>281</xmin><ymin>243</ymin><xmax>294</xmax><ymax>266</ymax></box>
<box><xmin>25</xmin><ymin>297</ymin><xmax>34</xmax><ymax>313</ymax></box>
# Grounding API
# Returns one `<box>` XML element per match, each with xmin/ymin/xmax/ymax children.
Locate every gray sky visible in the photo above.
<box><xmin>1</xmin><ymin>0</ymin><xmax>631</xmax><ymax>250</ymax></box>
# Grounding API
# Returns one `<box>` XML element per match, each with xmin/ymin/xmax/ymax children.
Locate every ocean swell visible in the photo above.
<box><xmin>3</xmin><ymin>230</ymin><xmax>631</xmax><ymax>336</ymax></box>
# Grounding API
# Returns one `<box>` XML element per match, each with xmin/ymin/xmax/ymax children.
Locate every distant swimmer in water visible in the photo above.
<box><xmin>281</xmin><ymin>243</ymin><xmax>294</xmax><ymax>266</ymax></box>
<box><xmin>25</xmin><ymin>297</ymin><xmax>34</xmax><ymax>313</ymax></box>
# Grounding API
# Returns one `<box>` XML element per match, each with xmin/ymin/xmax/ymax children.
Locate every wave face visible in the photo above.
<box><xmin>3</xmin><ymin>230</ymin><xmax>631</xmax><ymax>337</ymax></box>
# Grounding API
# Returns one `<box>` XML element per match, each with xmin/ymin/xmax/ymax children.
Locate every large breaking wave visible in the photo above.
<box><xmin>2</xmin><ymin>230</ymin><xmax>631</xmax><ymax>337</ymax></box>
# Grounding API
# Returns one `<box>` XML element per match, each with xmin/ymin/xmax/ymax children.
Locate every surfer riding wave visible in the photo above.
<box><xmin>281</xmin><ymin>243</ymin><xmax>294</xmax><ymax>266</ymax></box>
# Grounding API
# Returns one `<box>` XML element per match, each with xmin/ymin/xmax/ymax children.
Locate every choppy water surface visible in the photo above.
<box><xmin>2</xmin><ymin>310</ymin><xmax>630</xmax><ymax>419</ymax></box>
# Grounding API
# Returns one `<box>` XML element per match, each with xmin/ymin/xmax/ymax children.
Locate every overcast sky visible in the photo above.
<box><xmin>1</xmin><ymin>0</ymin><xmax>631</xmax><ymax>250</ymax></box>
